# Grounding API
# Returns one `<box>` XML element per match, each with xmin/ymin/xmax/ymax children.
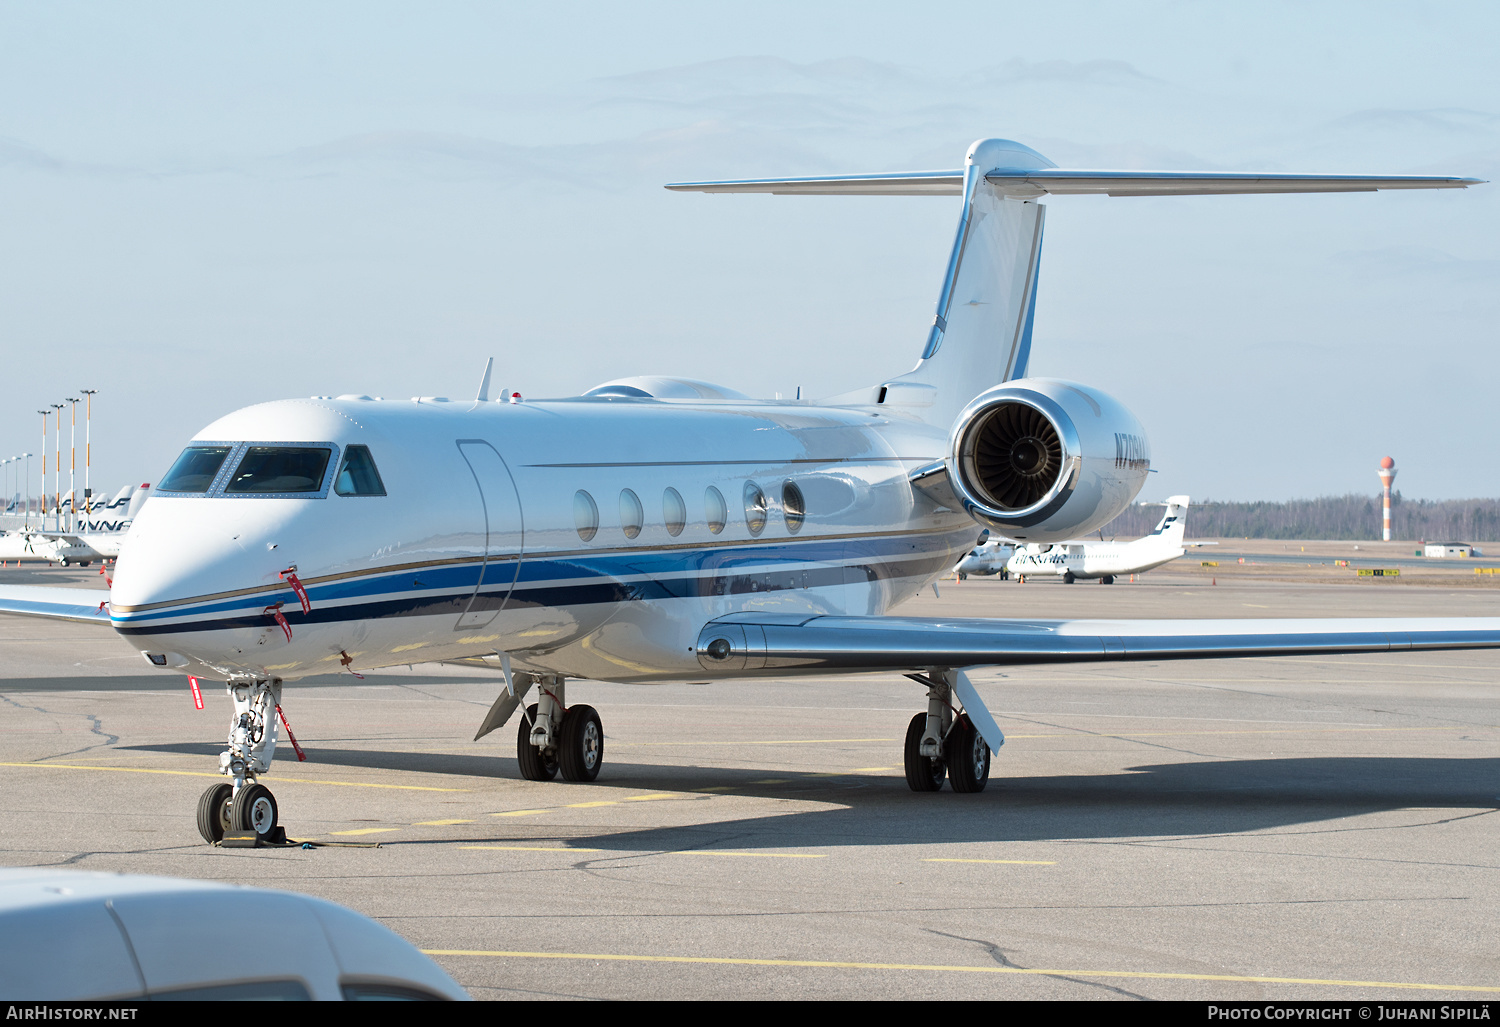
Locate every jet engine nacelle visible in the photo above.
<box><xmin>944</xmin><ymin>378</ymin><xmax>1149</xmax><ymax>544</ymax></box>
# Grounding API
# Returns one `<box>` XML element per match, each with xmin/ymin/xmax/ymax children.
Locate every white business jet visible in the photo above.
<box><xmin>0</xmin><ymin>138</ymin><xmax>1493</xmax><ymax>848</ymax></box>
<box><xmin>1008</xmin><ymin>495</ymin><xmax>1207</xmax><ymax>583</ymax></box>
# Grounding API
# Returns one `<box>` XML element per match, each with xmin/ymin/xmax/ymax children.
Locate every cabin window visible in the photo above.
<box><xmin>782</xmin><ymin>481</ymin><xmax>805</xmax><ymax>534</ymax></box>
<box><xmin>224</xmin><ymin>447</ymin><xmax>332</xmax><ymax>494</ymax></box>
<box><xmin>159</xmin><ymin>446</ymin><xmax>232</xmax><ymax>493</ymax></box>
<box><xmin>705</xmin><ymin>487</ymin><xmax>727</xmax><ymax>535</ymax></box>
<box><xmin>334</xmin><ymin>445</ymin><xmax>386</xmax><ymax>496</ymax></box>
<box><xmin>619</xmin><ymin>489</ymin><xmax>644</xmax><ymax>540</ymax></box>
<box><xmin>743</xmin><ymin>481</ymin><xmax>767</xmax><ymax>536</ymax></box>
<box><xmin>574</xmin><ymin>490</ymin><xmax>598</xmax><ymax>542</ymax></box>
<box><xmin>663</xmin><ymin>487</ymin><xmax>686</xmax><ymax>537</ymax></box>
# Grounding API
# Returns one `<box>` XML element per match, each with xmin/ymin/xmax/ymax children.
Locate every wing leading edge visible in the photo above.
<box><xmin>0</xmin><ymin>585</ymin><xmax>113</xmax><ymax>624</ymax></box>
<box><xmin>694</xmin><ymin>613</ymin><xmax>1500</xmax><ymax>673</ymax></box>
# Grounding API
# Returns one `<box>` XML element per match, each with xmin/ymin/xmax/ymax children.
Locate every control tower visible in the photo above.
<box><xmin>1378</xmin><ymin>457</ymin><xmax>1397</xmax><ymax>542</ymax></box>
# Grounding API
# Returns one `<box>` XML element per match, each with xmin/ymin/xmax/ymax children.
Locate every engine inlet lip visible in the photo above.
<box><xmin>948</xmin><ymin>388</ymin><xmax>1082</xmax><ymax>522</ymax></box>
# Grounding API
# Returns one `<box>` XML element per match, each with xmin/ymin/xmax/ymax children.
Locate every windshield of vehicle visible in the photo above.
<box><xmin>158</xmin><ymin>446</ymin><xmax>233</xmax><ymax>493</ymax></box>
<box><xmin>224</xmin><ymin>447</ymin><xmax>332</xmax><ymax>494</ymax></box>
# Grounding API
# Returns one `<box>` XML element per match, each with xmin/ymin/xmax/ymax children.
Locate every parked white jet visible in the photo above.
<box><xmin>0</xmin><ymin>138</ymin><xmax>1492</xmax><ymax>847</ymax></box>
<box><xmin>1008</xmin><ymin>495</ymin><xmax>1207</xmax><ymax>583</ymax></box>
<box><xmin>0</xmin><ymin>485</ymin><xmax>150</xmax><ymax>565</ymax></box>
<box><xmin>954</xmin><ymin>539</ymin><xmax>1014</xmax><ymax>579</ymax></box>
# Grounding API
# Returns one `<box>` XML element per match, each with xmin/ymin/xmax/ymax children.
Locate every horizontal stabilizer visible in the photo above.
<box><xmin>666</xmin><ymin>171</ymin><xmax>964</xmax><ymax>195</ymax></box>
<box><xmin>0</xmin><ymin>585</ymin><xmax>112</xmax><ymax>623</ymax></box>
<box><xmin>667</xmin><ymin>170</ymin><xmax>1482</xmax><ymax>198</ymax></box>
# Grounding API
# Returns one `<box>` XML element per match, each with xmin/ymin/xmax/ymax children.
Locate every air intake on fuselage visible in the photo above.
<box><xmin>970</xmin><ymin>402</ymin><xmax>1064</xmax><ymax>510</ymax></box>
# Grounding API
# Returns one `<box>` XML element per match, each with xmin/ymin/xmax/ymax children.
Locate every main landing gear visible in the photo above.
<box><xmin>196</xmin><ymin>678</ymin><xmax>286</xmax><ymax>844</ymax></box>
<box><xmin>516</xmin><ymin>677</ymin><xmax>604</xmax><ymax>783</ymax></box>
<box><xmin>902</xmin><ymin>669</ymin><xmax>991</xmax><ymax>793</ymax></box>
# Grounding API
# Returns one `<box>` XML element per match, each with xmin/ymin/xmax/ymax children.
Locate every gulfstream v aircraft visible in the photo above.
<box><xmin>0</xmin><ymin>138</ymin><xmax>1493</xmax><ymax>846</ymax></box>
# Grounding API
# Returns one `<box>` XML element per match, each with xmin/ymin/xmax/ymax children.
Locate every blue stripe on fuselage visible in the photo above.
<box><xmin>111</xmin><ymin>529</ymin><xmax>971</xmax><ymax>637</ymax></box>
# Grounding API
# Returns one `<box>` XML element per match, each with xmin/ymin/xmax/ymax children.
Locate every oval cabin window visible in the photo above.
<box><xmin>705</xmin><ymin>487</ymin><xmax>727</xmax><ymax>535</ymax></box>
<box><xmin>782</xmin><ymin>481</ymin><xmax>805</xmax><ymax>534</ymax></box>
<box><xmin>743</xmin><ymin>481</ymin><xmax>767</xmax><ymax>536</ymax></box>
<box><xmin>574</xmin><ymin>490</ymin><xmax>598</xmax><ymax>542</ymax></box>
<box><xmin>663</xmin><ymin>488</ymin><xmax>687</xmax><ymax>537</ymax></box>
<box><xmin>620</xmin><ymin>489</ymin><xmax>644</xmax><ymax>540</ymax></box>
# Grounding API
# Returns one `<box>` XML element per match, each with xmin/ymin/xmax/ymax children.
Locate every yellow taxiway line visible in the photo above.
<box><xmin>924</xmin><ymin>858</ymin><xmax>1056</xmax><ymax>865</ymax></box>
<box><xmin>421</xmin><ymin>949</ymin><xmax>1500</xmax><ymax>993</ymax></box>
<box><xmin>0</xmin><ymin>761</ymin><xmax>466</xmax><ymax>791</ymax></box>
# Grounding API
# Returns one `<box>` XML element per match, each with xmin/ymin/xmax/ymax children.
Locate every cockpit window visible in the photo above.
<box><xmin>159</xmin><ymin>446</ymin><xmax>233</xmax><ymax>493</ymax></box>
<box><xmin>224</xmin><ymin>447</ymin><xmax>332</xmax><ymax>494</ymax></box>
<box><xmin>334</xmin><ymin>445</ymin><xmax>386</xmax><ymax>496</ymax></box>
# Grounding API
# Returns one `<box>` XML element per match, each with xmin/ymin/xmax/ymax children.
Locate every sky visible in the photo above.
<box><xmin>1</xmin><ymin>1</ymin><xmax>1497</xmax><ymax>503</ymax></box>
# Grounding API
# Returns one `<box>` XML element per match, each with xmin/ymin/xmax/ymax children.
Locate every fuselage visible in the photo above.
<box><xmin>1007</xmin><ymin>537</ymin><xmax>1184</xmax><ymax>579</ymax></box>
<box><xmin>110</xmin><ymin>395</ymin><xmax>980</xmax><ymax>683</ymax></box>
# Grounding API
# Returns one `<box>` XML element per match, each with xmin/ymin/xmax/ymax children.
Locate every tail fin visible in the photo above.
<box><xmin>1147</xmin><ymin>495</ymin><xmax>1190</xmax><ymax>546</ymax></box>
<box><xmin>126</xmin><ymin>484</ymin><xmax>151</xmax><ymax>520</ymax></box>
<box><xmin>666</xmin><ymin>143</ymin><xmax>1479</xmax><ymax>426</ymax></box>
<box><xmin>877</xmin><ymin>140</ymin><xmax>1048</xmax><ymax>426</ymax></box>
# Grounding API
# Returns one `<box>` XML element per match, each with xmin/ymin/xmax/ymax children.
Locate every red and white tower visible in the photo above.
<box><xmin>1378</xmin><ymin>456</ymin><xmax>1397</xmax><ymax>542</ymax></box>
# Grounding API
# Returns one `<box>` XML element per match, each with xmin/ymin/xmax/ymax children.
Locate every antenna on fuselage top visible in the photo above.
<box><xmin>475</xmin><ymin>357</ymin><xmax>494</xmax><ymax>402</ymax></box>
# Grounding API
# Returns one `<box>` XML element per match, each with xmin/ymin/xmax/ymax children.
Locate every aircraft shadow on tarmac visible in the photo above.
<box><xmin>124</xmin><ymin>742</ymin><xmax>1499</xmax><ymax>846</ymax></box>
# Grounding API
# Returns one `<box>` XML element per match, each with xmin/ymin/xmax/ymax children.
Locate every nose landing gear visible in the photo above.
<box><xmin>196</xmin><ymin>677</ymin><xmax>286</xmax><ymax>845</ymax></box>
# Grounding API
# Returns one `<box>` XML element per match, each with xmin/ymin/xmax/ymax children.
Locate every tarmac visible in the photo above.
<box><xmin>2</xmin><ymin>558</ymin><xmax>1497</xmax><ymax>1000</ymax></box>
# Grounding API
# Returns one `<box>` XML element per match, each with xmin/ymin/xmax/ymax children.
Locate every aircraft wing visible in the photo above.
<box><xmin>0</xmin><ymin>586</ymin><xmax>112</xmax><ymax>624</ymax></box>
<box><xmin>695</xmin><ymin>613</ymin><xmax>1500</xmax><ymax>672</ymax></box>
<box><xmin>666</xmin><ymin>171</ymin><xmax>1483</xmax><ymax>197</ymax></box>
<box><xmin>1183</xmin><ymin>541</ymin><xmax>1219</xmax><ymax>547</ymax></box>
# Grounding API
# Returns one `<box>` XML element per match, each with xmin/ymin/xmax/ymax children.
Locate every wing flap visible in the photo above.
<box><xmin>0</xmin><ymin>585</ymin><xmax>113</xmax><ymax>624</ymax></box>
<box><xmin>694</xmin><ymin>614</ymin><xmax>1500</xmax><ymax>673</ymax></box>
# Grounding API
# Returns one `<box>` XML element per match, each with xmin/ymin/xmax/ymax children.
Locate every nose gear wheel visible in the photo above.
<box><xmin>196</xmin><ymin>783</ymin><xmax>233</xmax><ymax>843</ymax></box>
<box><xmin>232</xmin><ymin>783</ymin><xmax>280</xmax><ymax>836</ymax></box>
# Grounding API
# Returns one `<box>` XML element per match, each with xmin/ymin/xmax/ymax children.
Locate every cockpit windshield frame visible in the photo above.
<box><xmin>156</xmin><ymin>441</ymin><xmax>342</xmax><ymax>499</ymax></box>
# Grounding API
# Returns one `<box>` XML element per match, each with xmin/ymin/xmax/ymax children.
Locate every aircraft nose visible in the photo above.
<box><xmin>108</xmin><ymin>499</ymin><xmax>303</xmax><ymax>667</ymax></box>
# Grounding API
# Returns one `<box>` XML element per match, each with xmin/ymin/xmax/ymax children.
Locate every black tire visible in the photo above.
<box><xmin>1101</xmin><ymin>575</ymin><xmax>1115</xmax><ymax>585</ymax></box>
<box><xmin>903</xmin><ymin>712</ymin><xmax>945</xmax><ymax>792</ymax></box>
<box><xmin>558</xmin><ymin>704</ymin><xmax>604</xmax><ymax>782</ymax></box>
<box><xmin>1062</xmin><ymin>570</ymin><xmax>1075</xmax><ymax>584</ymax></box>
<box><xmin>231</xmin><ymin>783</ymin><xmax>279</xmax><ymax>836</ymax></box>
<box><xmin>516</xmin><ymin>703</ymin><xmax>559</xmax><ymax>781</ymax></box>
<box><xmin>80</xmin><ymin>561</ymin><xmax>91</xmax><ymax>568</ymax></box>
<box><xmin>946</xmin><ymin>715</ymin><xmax>991</xmax><ymax>793</ymax></box>
<box><xmin>196</xmin><ymin>783</ymin><xmax>233</xmax><ymax>844</ymax></box>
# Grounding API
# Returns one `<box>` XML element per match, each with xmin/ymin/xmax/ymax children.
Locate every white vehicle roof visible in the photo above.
<box><xmin>0</xmin><ymin>868</ymin><xmax>468</xmax><ymax>1001</ymax></box>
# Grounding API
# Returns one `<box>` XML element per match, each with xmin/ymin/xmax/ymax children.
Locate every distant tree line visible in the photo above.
<box><xmin>1097</xmin><ymin>493</ymin><xmax>1500</xmax><ymax>542</ymax></box>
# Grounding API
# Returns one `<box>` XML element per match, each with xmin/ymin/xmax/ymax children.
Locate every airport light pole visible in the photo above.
<box><xmin>22</xmin><ymin>453</ymin><xmax>33</xmax><ymax>527</ymax></box>
<box><xmin>37</xmin><ymin>410</ymin><xmax>50</xmax><ymax>531</ymax></box>
<box><xmin>2</xmin><ymin>458</ymin><xmax>10</xmax><ymax>519</ymax></box>
<box><xmin>50</xmin><ymin>403</ymin><xmax>63</xmax><ymax>532</ymax></box>
<box><xmin>80</xmin><ymin>389</ymin><xmax>97</xmax><ymax>520</ymax></box>
<box><xmin>66</xmin><ymin>397</ymin><xmax>79</xmax><ymax>531</ymax></box>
